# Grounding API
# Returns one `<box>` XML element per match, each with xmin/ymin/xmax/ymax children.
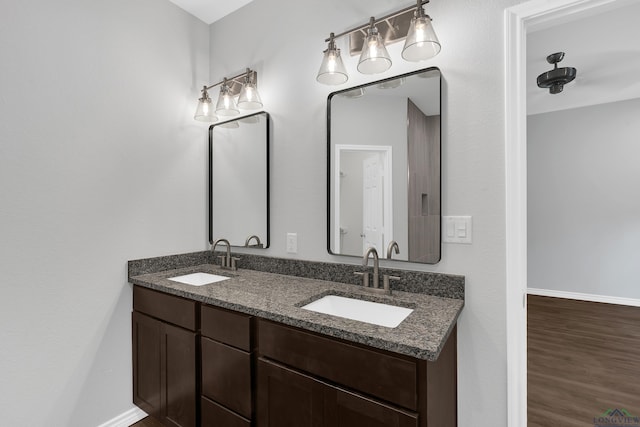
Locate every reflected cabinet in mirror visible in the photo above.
<box><xmin>328</xmin><ymin>68</ymin><xmax>440</xmax><ymax>263</ymax></box>
<box><xmin>209</xmin><ymin>112</ymin><xmax>270</xmax><ymax>248</ymax></box>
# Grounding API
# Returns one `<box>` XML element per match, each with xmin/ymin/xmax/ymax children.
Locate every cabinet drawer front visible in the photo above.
<box><xmin>202</xmin><ymin>337</ymin><xmax>252</xmax><ymax>418</ymax></box>
<box><xmin>201</xmin><ymin>304</ymin><xmax>252</xmax><ymax>351</ymax></box>
<box><xmin>201</xmin><ymin>396</ymin><xmax>250</xmax><ymax>427</ymax></box>
<box><xmin>258</xmin><ymin>320</ymin><xmax>418</xmax><ymax>410</ymax></box>
<box><xmin>326</xmin><ymin>387</ymin><xmax>419</xmax><ymax>427</ymax></box>
<box><xmin>133</xmin><ymin>285</ymin><xmax>196</xmax><ymax>331</ymax></box>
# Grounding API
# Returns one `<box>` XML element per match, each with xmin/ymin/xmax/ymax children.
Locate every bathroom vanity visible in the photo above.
<box><xmin>129</xmin><ymin>252</ymin><xmax>463</xmax><ymax>427</ymax></box>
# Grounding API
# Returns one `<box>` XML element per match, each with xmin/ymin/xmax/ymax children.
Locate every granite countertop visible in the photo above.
<box><xmin>130</xmin><ymin>263</ymin><xmax>463</xmax><ymax>361</ymax></box>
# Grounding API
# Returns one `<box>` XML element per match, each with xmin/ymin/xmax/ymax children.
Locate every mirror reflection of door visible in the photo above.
<box><xmin>362</xmin><ymin>152</ymin><xmax>385</xmax><ymax>252</ymax></box>
<box><xmin>335</xmin><ymin>146</ymin><xmax>392</xmax><ymax>255</ymax></box>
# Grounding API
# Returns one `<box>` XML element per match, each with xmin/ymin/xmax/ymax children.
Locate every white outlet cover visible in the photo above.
<box><xmin>286</xmin><ymin>232</ymin><xmax>298</xmax><ymax>253</ymax></box>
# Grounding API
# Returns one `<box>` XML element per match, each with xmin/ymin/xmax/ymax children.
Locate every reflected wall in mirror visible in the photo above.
<box><xmin>209</xmin><ymin>111</ymin><xmax>270</xmax><ymax>248</ymax></box>
<box><xmin>328</xmin><ymin>68</ymin><xmax>440</xmax><ymax>263</ymax></box>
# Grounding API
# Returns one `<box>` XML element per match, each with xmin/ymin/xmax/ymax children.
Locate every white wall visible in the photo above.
<box><xmin>210</xmin><ymin>0</ymin><xmax>524</xmax><ymax>425</ymax></box>
<box><xmin>0</xmin><ymin>1</ymin><xmax>209</xmax><ymax>426</ymax></box>
<box><xmin>528</xmin><ymin>97</ymin><xmax>640</xmax><ymax>298</ymax></box>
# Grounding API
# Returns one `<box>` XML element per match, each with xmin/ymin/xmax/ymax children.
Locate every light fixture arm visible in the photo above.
<box><xmin>201</xmin><ymin>68</ymin><xmax>258</xmax><ymax>93</ymax></box>
<box><xmin>415</xmin><ymin>0</ymin><xmax>426</xmax><ymax>18</ymax></box>
<box><xmin>324</xmin><ymin>0</ymin><xmax>430</xmax><ymax>42</ymax></box>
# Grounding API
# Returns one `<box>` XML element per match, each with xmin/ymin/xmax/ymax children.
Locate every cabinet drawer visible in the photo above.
<box><xmin>201</xmin><ymin>304</ymin><xmax>252</xmax><ymax>351</ymax></box>
<box><xmin>133</xmin><ymin>286</ymin><xmax>197</xmax><ymax>331</ymax></box>
<box><xmin>258</xmin><ymin>320</ymin><xmax>418</xmax><ymax>411</ymax></box>
<box><xmin>201</xmin><ymin>396</ymin><xmax>250</xmax><ymax>427</ymax></box>
<box><xmin>202</xmin><ymin>337</ymin><xmax>252</xmax><ymax>418</ymax></box>
<box><xmin>133</xmin><ymin>285</ymin><xmax>196</xmax><ymax>331</ymax></box>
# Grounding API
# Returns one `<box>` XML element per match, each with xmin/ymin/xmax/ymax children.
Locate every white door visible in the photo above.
<box><xmin>362</xmin><ymin>152</ymin><xmax>384</xmax><ymax>251</ymax></box>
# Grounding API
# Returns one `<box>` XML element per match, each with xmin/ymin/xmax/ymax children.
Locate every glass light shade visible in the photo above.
<box><xmin>194</xmin><ymin>97</ymin><xmax>217</xmax><ymax>122</ymax></box>
<box><xmin>218</xmin><ymin>120</ymin><xmax>239</xmax><ymax>129</ymax></box>
<box><xmin>239</xmin><ymin>115</ymin><xmax>260</xmax><ymax>124</ymax></box>
<box><xmin>377</xmin><ymin>77</ymin><xmax>406</xmax><ymax>90</ymax></box>
<box><xmin>215</xmin><ymin>85</ymin><xmax>239</xmax><ymax>117</ymax></box>
<box><xmin>401</xmin><ymin>16</ymin><xmax>441</xmax><ymax>62</ymax></box>
<box><xmin>357</xmin><ymin>30</ymin><xmax>392</xmax><ymax>74</ymax></box>
<box><xmin>237</xmin><ymin>82</ymin><xmax>263</xmax><ymax>110</ymax></box>
<box><xmin>317</xmin><ymin>48</ymin><xmax>348</xmax><ymax>85</ymax></box>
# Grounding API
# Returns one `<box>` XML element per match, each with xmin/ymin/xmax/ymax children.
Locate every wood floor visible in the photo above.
<box><xmin>528</xmin><ymin>295</ymin><xmax>640</xmax><ymax>426</ymax></box>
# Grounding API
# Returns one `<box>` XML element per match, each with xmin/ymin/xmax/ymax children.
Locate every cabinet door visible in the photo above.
<box><xmin>324</xmin><ymin>387</ymin><xmax>419</xmax><ymax>427</ymax></box>
<box><xmin>132</xmin><ymin>311</ymin><xmax>197</xmax><ymax>427</ymax></box>
<box><xmin>163</xmin><ymin>322</ymin><xmax>197</xmax><ymax>427</ymax></box>
<box><xmin>257</xmin><ymin>359</ymin><xmax>324</xmax><ymax>427</ymax></box>
<box><xmin>132</xmin><ymin>311</ymin><xmax>162</xmax><ymax>419</ymax></box>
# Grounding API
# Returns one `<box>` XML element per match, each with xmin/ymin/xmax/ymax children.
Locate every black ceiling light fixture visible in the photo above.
<box><xmin>537</xmin><ymin>52</ymin><xmax>577</xmax><ymax>94</ymax></box>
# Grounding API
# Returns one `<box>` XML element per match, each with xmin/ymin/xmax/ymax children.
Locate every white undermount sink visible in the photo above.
<box><xmin>301</xmin><ymin>295</ymin><xmax>413</xmax><ymax>328</ymax></box>
<box><xmin>168</xmin><ymin>272</ymin><xmax>230</xmax><ymax>286</ymax></box>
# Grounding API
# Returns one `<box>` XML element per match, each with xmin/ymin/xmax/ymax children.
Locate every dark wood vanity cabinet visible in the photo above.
<box><xmin>256</xmin><ymin>319</ymin><xmax>457</xmax><ymax>427</ymax></box>
<box><xmin>200</xmin><ymin>304</ymin><xmax>255</xmax><ymax>426</ymax></box>
<box><xmin>132</xmin><ymin>286</ymin><xmax>198</xmax><ymax>427</ymax></box>
<box><xmin>132</xmin><ymin>285</ymin><xmax>457</xmax><ymax>427</ymax></box>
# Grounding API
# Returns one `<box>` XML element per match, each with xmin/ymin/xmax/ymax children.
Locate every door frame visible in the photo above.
<box><xmin>504</xmin><ymin>0</ymin><xmax>629</xmax><ymax>425</ymax></box>
<box><xmin>333</xmin><ymin>144</ymin><xmax>393</xmax><ymax>254</ymax></box>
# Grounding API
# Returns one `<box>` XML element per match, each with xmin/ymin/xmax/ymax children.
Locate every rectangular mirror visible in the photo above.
<box><xmin>328</xmin><ymin>68</ymin><xmax>441</xmax><ymax>263</ymax></box>
<box><xmin>209</xmin><ymin>111</ymin><xmax>270</xmax><ymax>248</ymax></box>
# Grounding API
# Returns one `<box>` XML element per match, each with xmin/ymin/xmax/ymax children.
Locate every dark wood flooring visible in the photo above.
<box><xmin>528</xmin><ymin>295</ymin><xmax>640</xmax><ymax>426</ymax></box>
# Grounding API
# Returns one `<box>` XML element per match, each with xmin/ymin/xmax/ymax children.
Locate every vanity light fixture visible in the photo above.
<box><xmin>194</xmin><ymin>68</ymin><xmax>262</xmax><ymax>122</ymax></box>
<box><xmin>317</xmin><ymin>33</ymin><xmax>349</xmax><ymax>85</ymax></box>
<box><xmin>402</xmin><ymin>0</ymin><xmax>441</xmax><ymax>61</ymax></box>
<box><xmin>194</xmin><ymin>89</ymin><xmax>217</xmax><ymax>122</ymax></box>
<box><xmin>215</xmin><ymin>78</ymin><xmax>240</xmax><ymax>117</ymax></box>
<box><xmin>237</xmin><ymin>69</ymin><xmax>263</xmax><ymax>109</ymax></box>
<box><xmin>357</xmin><ymin>18</ymin><xmax>392</xmax><ymax>74</ymax></box>
<box><xmin>316</xmin><ymin>0</ymin><xmax>440</xmax><ymax>85</ymax></box>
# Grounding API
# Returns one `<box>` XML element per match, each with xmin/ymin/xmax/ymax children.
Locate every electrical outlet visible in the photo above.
<box><xmin>286</xmin><ymin>233</ymin><xmax>298</xmax><ymax>253</ymax></box>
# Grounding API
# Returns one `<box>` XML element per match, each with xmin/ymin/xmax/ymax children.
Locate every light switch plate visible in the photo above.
<box><xmin>442</xmin><ymin>216</ymin><xmax>472</xmax><ymax>244</ymax></box>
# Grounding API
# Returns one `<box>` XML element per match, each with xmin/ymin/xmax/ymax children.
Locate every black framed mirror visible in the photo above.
<box><xmin>327</xmin><ymin>68</ymin><xmax>441</xmax><ymax>263</ymax></box>
<box><xmin>209</xmin><ymin>111</ymin><xmax>270</xmax><ymax>248</ymax></box>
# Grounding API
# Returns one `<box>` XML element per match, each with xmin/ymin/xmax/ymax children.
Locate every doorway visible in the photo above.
<box><xmin>505</xmin><ymin>0</ymin><xmax>640</xmax><ymax>425</ymax></box>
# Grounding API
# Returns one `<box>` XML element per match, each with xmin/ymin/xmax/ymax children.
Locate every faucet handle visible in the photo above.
<box><xmin>354</xmin><ymin>271</ymin><xmax>370</xmax><ymax>287</ymax></box>
<box><xmin>217</xmin><ymin>255</ymin><xmax>228</xmax><ymax>268</ymax></box>
<box><xmin>382</xmin><ymin>274</ymin><xmax>401</xmax><ymax>295</ymax></box>
<box><xmin>230</xmin><ymin>257</ymin><xmax>241</xmax><ymax>271</ymax></box>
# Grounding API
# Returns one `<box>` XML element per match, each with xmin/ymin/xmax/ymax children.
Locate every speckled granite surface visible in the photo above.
<box><xmin>128</xmin><ymin>251</ymin><xmax>465</xmax><ymax>299</ymax></box>
<box><xmin>129</xmin><ymin>263</ymin><xmax>464</xmax><ymax>361</ymax></box>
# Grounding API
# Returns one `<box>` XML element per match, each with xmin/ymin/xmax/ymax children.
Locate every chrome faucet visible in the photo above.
<box><xmin>212</xmin><ymin>238</ymin><xmax>240</xmax><ymax>270</ymax></box>
<box><xmin>355</xmin><ymin>246</ymin><xmax>400</xmax><ymax>295</ymax></box>
<box><xmin>387</xmin><ymin>241</ymin><xmax>400</xmax><ymax>259</ymax></box>
<box><xmin>244</xmin><ymin>235</ymin><xmax>263</xmax><ymax>248</ymax></box>
<box><xmin>362</xmin><ymin>247</ymin><xmax>380</xmax><ymax>289</ymax></box>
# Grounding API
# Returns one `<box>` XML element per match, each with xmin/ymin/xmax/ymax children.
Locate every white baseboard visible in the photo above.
<box><xmin>96</xmin><ymin>406</ymin><xmax>147</xmax><ymax>427</ymax></box>
<box><xmin>527</xmin><ymin>288</ymin><xmax>640</xmax><ymax>307</ymax></box>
